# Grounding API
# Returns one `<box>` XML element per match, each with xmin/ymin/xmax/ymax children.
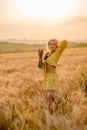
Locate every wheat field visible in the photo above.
<box><xmin>0</xmin><ymin>47</ymin><xmax>87</xmax><ymax>130</ymax></box>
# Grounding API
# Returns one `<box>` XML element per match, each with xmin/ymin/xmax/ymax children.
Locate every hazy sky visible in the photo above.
<box><xmin>0</xmin><ymin>0</ymin><xmax>87</xmax><ymax>41</ymax></box>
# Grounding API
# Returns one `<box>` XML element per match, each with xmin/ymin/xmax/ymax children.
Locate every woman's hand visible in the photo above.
<box><xmin>38</xmin><ymin>48</ymin><xmax>43</xmax><ymax>58</ymax></box>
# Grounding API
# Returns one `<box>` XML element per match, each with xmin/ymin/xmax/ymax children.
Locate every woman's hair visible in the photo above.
<box><xmin>46</xmin><ymin>39</ymin><xmax>58</xmax><ymax>51</ymax></box>
<box><xmin>45</xmin><ymin>39</ymin><xmax>58</xmax><ymax>55</ymax></box>
<box><xmin>48</xmin><ymin>39</ymin><xmax>58</xmax><ymax>47</ymax></box>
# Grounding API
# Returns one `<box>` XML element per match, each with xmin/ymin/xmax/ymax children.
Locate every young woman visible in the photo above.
<box><xmin>38</xmin><ymin>39</ymin><xmax>68</xmax><ymax>113</ymax></box>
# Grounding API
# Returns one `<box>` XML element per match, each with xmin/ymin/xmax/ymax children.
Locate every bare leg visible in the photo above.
<box><xmin>46</xmin><ymin>90</ymin><xmax>55</xmax><ymax>114</ymax></box>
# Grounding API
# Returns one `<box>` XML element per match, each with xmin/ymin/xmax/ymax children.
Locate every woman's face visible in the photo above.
<box><xmin>48</xmin><ymin>40</ymin><xmax>58</xmax><ymax>53</ymax></box>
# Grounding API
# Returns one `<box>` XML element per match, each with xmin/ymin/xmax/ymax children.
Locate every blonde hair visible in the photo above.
<box><xmin>48</xmin><ymin>39</ymin><xmax>58</xmax><ymax>47</ymax></box>
<box><xmin>46</xmin><ymin>39</ymin><xmax>58</xmax><ymax>51</ymax></box>
<box><xmin>45</xmin><ymin>39</ymin><xmax>58</xmax><ymax>58</ymax></box>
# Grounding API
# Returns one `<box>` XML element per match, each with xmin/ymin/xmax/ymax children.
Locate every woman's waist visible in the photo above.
<box><xmin>46</xmin><ymin>64</ymin><xmax>56</xmax><ymax>73</ymax></box>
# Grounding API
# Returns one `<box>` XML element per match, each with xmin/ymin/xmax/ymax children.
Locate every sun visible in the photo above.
<box><xmin>10</xmin><ymin>0</ymin><xmax>79</xmax><ymax>20</ymax></box>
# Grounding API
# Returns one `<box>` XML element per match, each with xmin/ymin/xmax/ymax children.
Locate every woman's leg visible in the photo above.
<box><xmin>46</xmin><ymin>90</ymin><xmax>55</xmax><ymax>114</ymax></box>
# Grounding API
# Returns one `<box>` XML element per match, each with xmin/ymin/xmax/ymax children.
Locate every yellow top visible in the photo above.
<box><xmin>45</xmin><ymin>40</ymin><xmax>67</xmax><ymax>66</ymax></box>
<box><xmin>42</xmin><ymin>40</ymin><xmax>68</xmax><ymax>72</ymax></box>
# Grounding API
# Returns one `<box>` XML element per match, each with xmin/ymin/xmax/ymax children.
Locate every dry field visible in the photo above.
<box><xmin>0</xmin><ymin>47</ymin><xmax>87</xmax><ymax>130</ymax></box>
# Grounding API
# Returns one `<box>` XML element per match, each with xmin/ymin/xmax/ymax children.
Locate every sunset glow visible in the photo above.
<box><xmin>7</xmin><ymin>0</ymin><xmax>80</xmax><ymax>20</ymax></box>
<box><xmin>0</xmin><ymin>0</ymin><xmax>87</xmax><ymax>40</ymax></box>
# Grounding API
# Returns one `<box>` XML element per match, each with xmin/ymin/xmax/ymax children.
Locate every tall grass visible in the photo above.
<box><xmin>80</xmin><ymin>68</ymin><xmax>87</xmax><ymax>95</ymax></box>
<box><xmin>0</xmin><ymin>47</ymin><xmax>87</xmax><ymax>130</ymax></box>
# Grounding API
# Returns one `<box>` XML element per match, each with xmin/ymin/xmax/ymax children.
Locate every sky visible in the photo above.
<box><xmin>0</xmin><ymin>0</ymin><xmax>87</xmax><ymax>41</ymax></box>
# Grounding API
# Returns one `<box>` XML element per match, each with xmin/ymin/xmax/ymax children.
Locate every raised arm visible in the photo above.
<box><xmin>57</xmin><ymin>39</ymin><xmax>68</xmax><ymax>56</ymax></box>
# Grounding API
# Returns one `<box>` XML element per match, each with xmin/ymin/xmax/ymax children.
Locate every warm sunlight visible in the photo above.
<box><xmin>0</xmin><ymin>0</ymin><xmax>87</xmax><ymax>40</ymax></box>
<box><xmin>9</xmin><ymin>0</ymin><xmax>80</xmax><ymax>20</ymax></box>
